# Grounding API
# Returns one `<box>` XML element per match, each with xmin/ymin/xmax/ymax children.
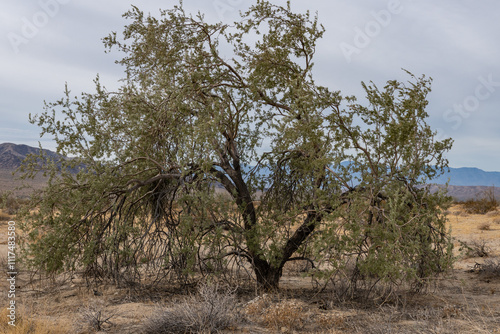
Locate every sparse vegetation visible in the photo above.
<box><xmin>0</xmin><ymin>192</ymin><xmax>29</xmax><ymax>215</ymax></box>
<box><xmin>2</xmin><ymin>1</ymin><xmax>500</xmax><ymax>333</ymax></box>
<box><xmin>460</xmin><ymin>239</ymin><xmax>490</xmax><ymax>258</ymax></box>
<box><xmin>0</xmin><ymin>307</ymin><xmax>69</xmax><ymax>334</ymax></box>
<box><xmin>459</xmin><ymin>187</ymin><xmax>498</xmax><ymax>214</ymax></box>
<box><xmin>477</xmin><ymin>258</ymin><xmax>500</xmax><ymax>277</ymax></box>
<box><xmin>142</xmin><ymin>282</ymin><xmax>239</xmax><ymax>334</ymax></box>
<box><xmin>261</xmin><ymin>299</ymin><xmax>308</xmax><ymax>331</ymax></box>
<box><xmin>478</xmin><ymin>222</ymin><xmax>491</xmax><ymax>231</ymax></box>
<box><xmin>2</xmin><ymin>201</ymin><xmax>500</xmax><ymax>334</ymax></box>
<box><xmin>74</xmin><ymin>300</ymin><xmax>116</xmax><ymax>333</ymax></box>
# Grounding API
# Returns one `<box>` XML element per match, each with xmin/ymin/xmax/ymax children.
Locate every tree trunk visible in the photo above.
<box><xmin>251</xmin><ymin>211</ymin><xmax>322</xmax><ymax>291</ymax></box>
<box><xmin>253</xmin><ymin>259</ymin><xmax>282</xmax><ymax>291</ymax></box>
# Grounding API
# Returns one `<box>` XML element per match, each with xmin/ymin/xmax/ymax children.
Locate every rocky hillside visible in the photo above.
<box><xmin>0</xmin><ymin>142</ymin><xmax>59</xmax><ymax>170</ymax></box>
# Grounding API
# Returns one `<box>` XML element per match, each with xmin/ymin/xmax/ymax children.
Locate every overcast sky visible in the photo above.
<box><xmin>1</xmin><ymin>0</ymin><xmax>499</xmax><ymax>171</ymax></box>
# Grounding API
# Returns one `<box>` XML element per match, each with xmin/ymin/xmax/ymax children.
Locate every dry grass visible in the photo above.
<box><xmin>463</xmin><ymin>239</ymin><xmax>491</xmax><ymax>258</ymax></box>
<box><xmin>474</xmin><ymin>258</ymin><xmax>500</xmax><ymax>277</ymax></box>
<box><xmin>0</xmin><ymin>196</ymin><xmax>27</xmax><ymax>216</ymax></box>
<box><xmin>244</xmin><ymin>294</ymin><xmax>346</xmax><ymax>333</ymax></box>
<box><xmin>0</xmin><ymin>307</ymin><xmax>70</xmax><ymax>334</ymax></box>
<box><xmin>142</xmin><ymin>282</ymin><xmax>239</xmax><ymax>334</ymax></box>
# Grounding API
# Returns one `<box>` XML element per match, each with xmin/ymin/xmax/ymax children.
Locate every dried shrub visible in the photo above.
<box><xmin>460</xmin><ymin>188</ymin><xmax>498</xmax><ymax>214</ymax></box>
<box><xmin>74</xmin><ymin>300</ymin><xmax>115</xmax><ymax>332</ymax></box>
<box><xmin>478</xmin><ymin>223</ymin><xmax>491</xmax><ymax>231</ymax></box>
<box><xmin>261</xmin><ymin>299</ymin><xmax>308</xmax><ymax>332</ymax></box>
<box><xmin>244</xmin><ymin>294</ymin><xmax>272</xmax><ymax>317</ymax></box>
<box><xmin>460</xmin><ymin>239</ymin><xmax>490</xmax><ymax>258</ymax></box>
<box><xmin>314</xmin><ymin>313</ymin><xmax>346</xmax><ymax>330</ymax></box>
<box><xmin>143</xmin><ymin>282</ymin><xmax>239</xmax><ymax>334</ymax></box>
<box><xmin>0</xmin><ymin>194</ymin><xmax>28</xmax><ymax>215</ymax></box>
<box><xmin>480</xmin><ymin>258</ymin><xmax>500</xmax><ymax>276</ymax></box>
<box><xmin>244</xmin><ymin>296</ymin><xmax>309</xmax><ymax>332</ymax></box>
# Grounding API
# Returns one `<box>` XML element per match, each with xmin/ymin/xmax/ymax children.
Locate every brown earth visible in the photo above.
<box><xmin>1</xmin><ymin>206</ymin><xmax>500</xmax><ymax>333</ymax></box>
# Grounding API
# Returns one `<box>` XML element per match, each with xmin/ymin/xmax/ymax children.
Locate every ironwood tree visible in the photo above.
<box><xmin>20</xmin><ymin>1</ymin><xmax>453</xmax><ymax>291</ymax></box>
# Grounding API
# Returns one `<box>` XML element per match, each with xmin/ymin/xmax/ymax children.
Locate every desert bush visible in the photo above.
<box><xmin>74</xmin><ymin>300</ymin><xmax>115</xmax><ymax>332</ymax></box>
<box><xmin>261</xmin><ymin>299</ymin><xmax>308</xmax><ymax>332</ymax></box>
<box><xmin>459</xmin><ymin>188</ymin><xmax>498</xmax><ymax>214</ymax></box>
<box><xmin>20</xmin><ymin>1</ymin><xmax>454</xmax><ymax>293</ymax></box>
<box><xmin>314</xmin><ymin>313</ymin><xmax>346</xmax><ymax>331</ymax></box>
<box><xmin>459</xmin><ymin>239</ymin><xmax>490</xmax><ymax>258</ymax></box>
<box><xmin>0</xmin><ymin>193</ymin><xmax>28</xmax><ymax>215</ymax></box>
<box><xmin>478</xmin><ymin>258</ymin><xmax>500</xmax><ymax>276</ymax></box>
<box><xmin>244</xmin><ymin>294</ymin><xmax>272</xmax><ymax>317</ymax></box>
<box><xmin>283</xmin><ymin>258</ymin><xmax>314</xmax><ymax>276</ymax></box>
<box><xmin>478</xmin><ymin>223</ymin><xmax>491</xmax><ymax>231</ymax></box>
<box><xmin>143</xmin><ymin>282</ymin><xmax>239</xmax><ymax>334</ymax></box>
<box><xmin>244</xmin><ymin>295</ymin><xmax>310</xmax><ymax>332</ymax></box>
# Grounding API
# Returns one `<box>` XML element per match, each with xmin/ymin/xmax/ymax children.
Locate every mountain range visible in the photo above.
<box><xmin>0</xmin><ymin>142</ymin><xmax>60</xmax><ymax>170</ymax></box>
<box><xmin>1</xmin><ymin>142</ymin><xmax>499</xmax><ymax>200</ymax></box>
<box><xmin>432</xmin><ymin>167</ymin><xmax>500</xmax><ymax>187</ymax></box>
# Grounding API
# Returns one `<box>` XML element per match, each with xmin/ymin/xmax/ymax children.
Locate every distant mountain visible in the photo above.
<box><xmin>432</xmin><ymin>167</ymin><xmax>500</xmax><ymax>187</ymax></box>
<box><xmin>428</xmin><ymin>184</ymin><xmax>500</xmax><ymax>201</ymax></box>
<box><xmin>0</xmin><ymin>142</ymin><xmax>59</xmax><ymax>170</ymax></box>
<box><xmin>1</xmin><ymin>143</ymin><xmax>499</xmax><ymax>200</ymax></box>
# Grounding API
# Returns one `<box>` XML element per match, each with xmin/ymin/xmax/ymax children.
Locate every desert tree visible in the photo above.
<box><xmin>19</xmin><ymin>1</ymin><xmax>453</xmax><ymax>291</ymax></box>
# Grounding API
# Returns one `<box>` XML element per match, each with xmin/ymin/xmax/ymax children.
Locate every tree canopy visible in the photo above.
<box><xmin>20</xmin><ymin>1</ymin><xmax>453</xmax><ymax>292</ymax></box>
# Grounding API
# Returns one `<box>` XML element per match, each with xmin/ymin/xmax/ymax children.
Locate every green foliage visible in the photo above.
<box><xmin>1</xmin><ymin>192</ymin><xmax>29</xmax><ymax>215</ymax></box>
<box><xmin>19</xmin><ymin>1</ymin><xmax>453</xmax><ymax>292</ymax></box>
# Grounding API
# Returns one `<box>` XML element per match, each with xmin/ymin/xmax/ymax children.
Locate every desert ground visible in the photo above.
<box><xmin>1</xmin><ymin>204</ymin><xmax>500</xmax><ymax>334</ymax></box>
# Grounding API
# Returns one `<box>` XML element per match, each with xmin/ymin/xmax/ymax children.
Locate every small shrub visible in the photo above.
<box><xmin>460</xmin><ymin>188</ymin><xmax>498</xmax><ymax>214</ymax></box>
<box><xmin>143</xmin><ymin>282</ymin><xmax>239</xmax><ymax>334</ymax></box>
<box><xmin>283</xmin><ymin>259</ymin><xmax>313</xmax><ymax>276</ymax></box>
<box><xmin>261</xmin><ymin>299</ymin><xmax>308</xmax><ymax>332</ymax></box>
<box><xmin>244</xmin><ymin>294</ymin><xmax>272</xmax><ymax>317</ymax></box>
<box><xmin>314</xmin><ymin>313</ymin><xmax>346</xmax><ymax>330</ymax></box>
<box><xmin>460</xmin><ymin>239</ymin><xmax>490</xmax><ymax>258</ymax></box>
<box><xmin>469</xmin><ymin>258</ymin><xmax>500</xmax><ymax>278</ymax></box>
<box><xmin>74</xmin><ymin>301</ymin><xmax>115</xmax><ymax>332</ymax></box>
<box><xmin>480</xmin><ymin>258</ymin><xmax>500</xmax><ymax>276</ymax></box>
<box><xmin>478</xmin><ymin>223</ymin><xmax>491</xmax><ymax>231</ymax></box>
